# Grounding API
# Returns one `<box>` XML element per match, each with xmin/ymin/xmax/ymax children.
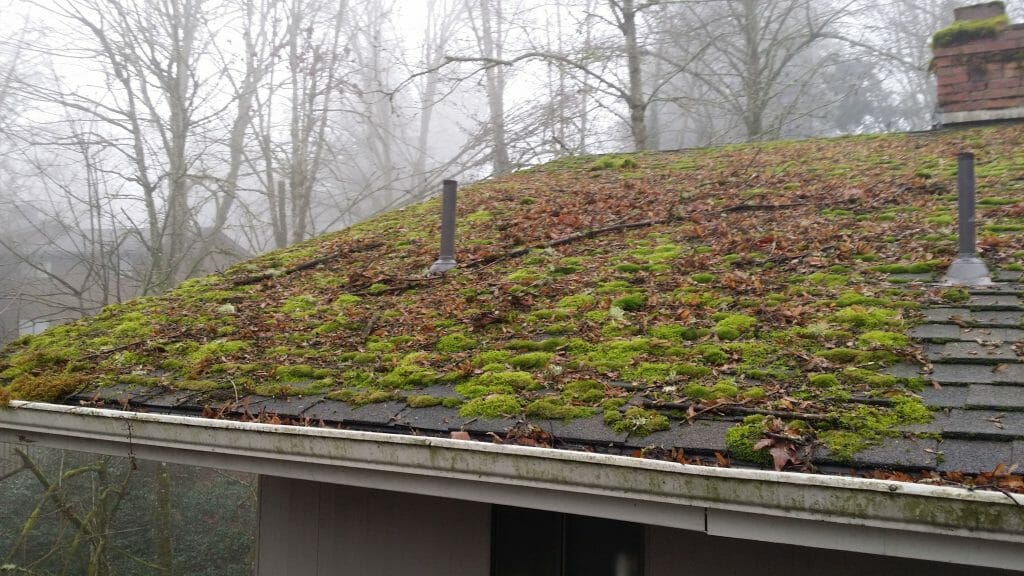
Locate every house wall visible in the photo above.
<box><xmin>256</xmin><ymin>476</ymin><xmax>491</xmax><ymax>576</ymax></box>
<box><xmin>258</xmin><ymin>477</ymin><xmax>1022</xmax><ymax>576</ymax></box>
<box><xmin>645</xmin><ymin>527</ymin><xmax>1018</xmax><ymax>576</ymax></box>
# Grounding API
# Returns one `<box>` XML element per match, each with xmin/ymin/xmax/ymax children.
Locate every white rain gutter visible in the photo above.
<box><xmin>2</xmin><ymin>401</ymin><xmax>1023</xmax><ymax>570</ymax></box>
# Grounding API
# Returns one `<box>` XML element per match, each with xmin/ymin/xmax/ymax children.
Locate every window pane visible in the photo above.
<box><xmin>491</xmin><ymin>505</ymin><xmax>563</xmax><ymax>576</ymax></box>
<box><xmin>565</xmin><ymin>515</ymin><xmax>644</xmax><ymax>576</ymax></box>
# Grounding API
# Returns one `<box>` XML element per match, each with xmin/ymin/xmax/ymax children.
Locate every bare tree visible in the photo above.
<box><xmin>836</xmin><ymin>0</ymin><xmax>960</xmax><ymax>131</ymax></box>
<box><xmin>683</xmin><ymin>0</ymin><xmax>853</xmax><ymax>141</ymax></box>
<box><xmin>16</xmin><ymin>0</ymin><xmax>259</xmax><ymax>292</ymax></box>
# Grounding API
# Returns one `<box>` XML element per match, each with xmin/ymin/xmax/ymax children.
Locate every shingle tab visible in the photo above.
<box><xmin>629</xmin><ymin>419</ymin><xmax>735</xmax><ymax>452</ymax></box>
<box><xmin>958</xmin><ymin>327</ymin><xmax>1024</xmax><ymax>342</ymax></box>
<box><xmin>973</xmin><ymin>311</ymin><xmax>1024</xmax><ymax>327</ymax></box>
<box><xmin>302</xmin><ymin>400</ymin><xmax>358</xmax><ymax>424</ymax></box>
<box><xmin>908</xmin><ymin>324</ymin><xmax>961</xmax><ymax>341</ymax></box>
<box><xmin>967</xmin><ymin>284</ymin><xmax>1023</xmax><ymax>295</ymax></box>
<box><xmin>462</xmin><ymin>416</ymin><xmax>520</xmax><ymax>434</ymax></box>
<box><xmin>964</xmin><ymin>295</ymin><xmax>1022</xmax><ymax>310</ymax></box>
<box><xmin>920</xmin><ymin>386</ymin><xmax>969</xmax><ymax>408</ymax></box>
<box><xmin>137</xmin><ymin>389</ymin><xmax>197</xmax><ymax>409</ymax></box>
<box><xmin>936</xmin><ymin>439</ymin><xmax>1015</xmax><ymax>474</ymax></box>
<box><xmin>848</xmin><ymin>437</ymin><xmax>941</xmax><ymax>470</ymax></box>
<box><xmin>966</xmin><ymin>385</ymin><xmax>1024</xmax><ymax>411</ymax></box>
<box><xmin>253</xmin><ymin>395</ymin><xmax>326</xmax><ymax>418</ymax></box>
<box><xmin>905</xmin><ymin>409</ymin><xmax>1024</xmax><ymax>439</ymax></box>
<box><xmin>1013</xmin><ymin>441</ymin><xmax>1024</xmax><ymax>469</ymax></box>
<box><xmin>69</xmin><ymin>384</ymin><xmax>142</xmax><ymax>404</ymax></box>
<box><xmin>922</xmin><ymin>308</ymin><xmax>1024</xmax><ymax>327</ymax></box>
<box><xmin>543</xmin><ymin>415</ymin><xmax>629</xmax><ymax>445</ymax></box>
<box><xmin>344</xmin><ymin>401</ymin><xmax>407</xmax><ymax>426</ymax></box>
<box><xmin>931</xmin><ymin>363</ymin><xmax>1024</xmax><ymax>385</ymax></box>
<box><xmin>921</xmin><ymin>307</ymin><xmax>971</xmax><ymax>323</ymax></box>
<box><xmin>883</xmin><ymin>363</ymin><xmax>925</xmax><ymax>379</ymax></box>
<box><xmin>926</xmin><ymin>342</ymin><xmax>1021</xmax><ymax>364</ymax></box>
<box><xmin>396</xmin><ymin>405</ymin><xmax>467</xmax><ymax>432</ymax></box>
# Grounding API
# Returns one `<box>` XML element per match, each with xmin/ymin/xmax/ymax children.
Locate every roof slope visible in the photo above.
<box><xmin>3</xmin><ymin>125</ymin><xmax>1024</xmax><ymax>486</ymax></box>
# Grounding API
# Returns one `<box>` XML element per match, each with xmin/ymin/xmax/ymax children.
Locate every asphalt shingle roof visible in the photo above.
<box><xmin>4</xmin><ymin>123</ymin><xmax>1024</xmax><ymax>489</ymax></box>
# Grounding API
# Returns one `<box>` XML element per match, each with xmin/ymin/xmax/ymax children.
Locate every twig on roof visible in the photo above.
<box><xmin>642</xmin><ymin>399</ymin><xmax>834</xmax><ymax>422</ymax></box>
<box><xmin>360</xmin><ymin>313</ymin><xmax>380</xmax><ymax>342</ymax></box>
<box><xmin>462</xmin><ymin>199</ymin><xmax>854</xmax><ymax>271</ymax></box>
<box><xmin>351</xmin><ymin>276</ymin><xmax>443</xmax><ymax>296</ymax></box>
<box><xmin>463</xmin><ymin>217</ymin><xmax>674</xmax><ymax>270</ymax></box>
<box><xmin>231</xmin><ymin>241</ymin><xmax>384</xmax><ymax>286</ymax></box>
<box><xmin>721</xmin><ymin>202</ymin><xmax>810</xmax><ymax>213</ymax></box>
<box><xmin>78</xmin><ymin>329</ymin><xmax>188</xmax><ymax>361</ymax></box>
<box><xmin>964</xmin><ymin>483</ymin><xmax>1024</xmax><ymax>506</ymax></box>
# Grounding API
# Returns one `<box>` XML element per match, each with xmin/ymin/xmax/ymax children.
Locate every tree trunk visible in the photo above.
<box><xmin>479</xmin><ymin>0</ymin><xmax>510</xmax><ymax>174</ymax></box>
<box><xmin>620</xmin><ymin>0</ymin><xmax>649</xmax><ymax>150</ymax></box>
<box><xmin>154</xmin><ymin>462</ymin><xmax>175</xmax><ymax>576</ymax></box>
<box><xmin>741</xmin><ymin>0</ymin><xmax>765</xmax><ymax>140</ymax></box>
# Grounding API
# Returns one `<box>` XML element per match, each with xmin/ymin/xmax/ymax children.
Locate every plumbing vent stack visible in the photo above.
<box><xmin>429</xmin><ymin>180</ymin><xmax>459</xmax><ymax>275</ymax></box>
<box><xmin>943</xmin><ymin>152</ymin><xmax>991</xmax><ymax>286</ymax></box>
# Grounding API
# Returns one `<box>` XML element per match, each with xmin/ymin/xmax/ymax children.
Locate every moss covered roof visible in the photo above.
<box><xmin>3</xmin><ymin>124</ymin><xmax>1024</xmax><ymax>485</ymax></box>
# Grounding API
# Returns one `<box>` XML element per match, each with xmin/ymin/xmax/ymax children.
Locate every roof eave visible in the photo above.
<box><xmin>2</xmin><ymin>401</ymin><xmax>1022</xmax><ymax>569</ymax></box>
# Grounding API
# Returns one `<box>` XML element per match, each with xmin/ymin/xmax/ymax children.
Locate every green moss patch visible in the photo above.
<box><xmin>932</xmin><ymin>13</ymin><xmax>1008</xmax><ymax>48</ymax></box>
<box><xmin>455</xmin><ymin>371</ymin><xmax>538</xmax><ymax>398</ymax></box>
<box><xmin>406</xmin><ymin>395</ymin><xmax>444</xmax><ymax>408</ymax></box>
<box><xmin>831</xmin><ymin>306</ymin><xmax>901</xmax><ymax>329</ymax></box>
<box><xmin>824</xmin><ymin>397</ymin><xmax>932</xmax><ymax>462</ymax></box>
<box><xmin>725</xmin><ymin>416</ymin><xmax>773</xmax><ymax>466</ymax></box>
<box><xmin>509</xmin><ymin>352</ymin><xmax>554</xmax><ymax>370</ymax></box>
<box><xmin>526</xmin><ymin>397</ymin><xmax>596</xmax><ymax>421</ymax></box>
<box><xmin>605</xmin><ymin>407</ymin><xmax>670</xmax><ymax>436</ymax></box>
<box><xmin>377</xmin><ymin>364</ymin><xmax>434</xmax><ymax>388</ymax></box>
<box><xmin>460</xmin><ymin>394</ymin><xmax>522</xmax><ymax>418</ymax></box>
<box><xmin>941</xmin><ymin>288</ymin><xmax>970</xmax><ymax>303</ymax></box>
<box><xmin>856</xmin><ymin>331</ymin><xmax>909</xmax><ymax>349</ymax></box>
<box><xmin>714</xmin><ymin>313</ymin><xmax>757</xmax><ymax>341</ymax></box>
<box><xmin>436</xmin><ymin>334</ymin><xmax>478</xmax><ymax>353</ymax></box>
<box><xmin>274</xmin><ymin>364</ymin><xmax>332</xmax><ymax>381</ymax></box>
<box><xmin>612</xmin><ymin>293</ymin><xmax>647</xmax><ymax>312</ymax></box>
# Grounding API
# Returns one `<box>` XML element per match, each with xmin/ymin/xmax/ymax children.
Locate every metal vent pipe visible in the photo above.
<box><xmin>943</xmin><ymin>152</ymin><xmax>991</xmax><ymax>286</ymax></box>
<box><xmin>429</xmin><ymin>180</ymin><xmax>458</xmax><ymax>275</ymax></box>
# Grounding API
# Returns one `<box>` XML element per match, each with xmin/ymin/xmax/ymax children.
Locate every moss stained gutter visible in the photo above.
<box><xmin>1</xmin><ymin>401</ymin><xmax>1023</xmax><ymax>569</ymax></box>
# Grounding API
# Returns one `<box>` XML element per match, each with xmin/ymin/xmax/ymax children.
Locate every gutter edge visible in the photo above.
<box><xmin>2</xmin><ymin>401</ymin><xmax>1022</xmax><ymax>546</ymax></box>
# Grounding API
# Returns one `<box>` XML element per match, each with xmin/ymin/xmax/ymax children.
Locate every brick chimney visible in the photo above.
<box><xmin>932</xmin><ymin>2</ymin><xmax>1024</xmax><ymax>125</ymax></box>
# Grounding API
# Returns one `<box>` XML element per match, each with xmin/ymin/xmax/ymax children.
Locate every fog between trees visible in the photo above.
<box><xmin>0</xmin><ymin>0</ymin><xmax>999</xmax><ymax>339</ymax></box>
